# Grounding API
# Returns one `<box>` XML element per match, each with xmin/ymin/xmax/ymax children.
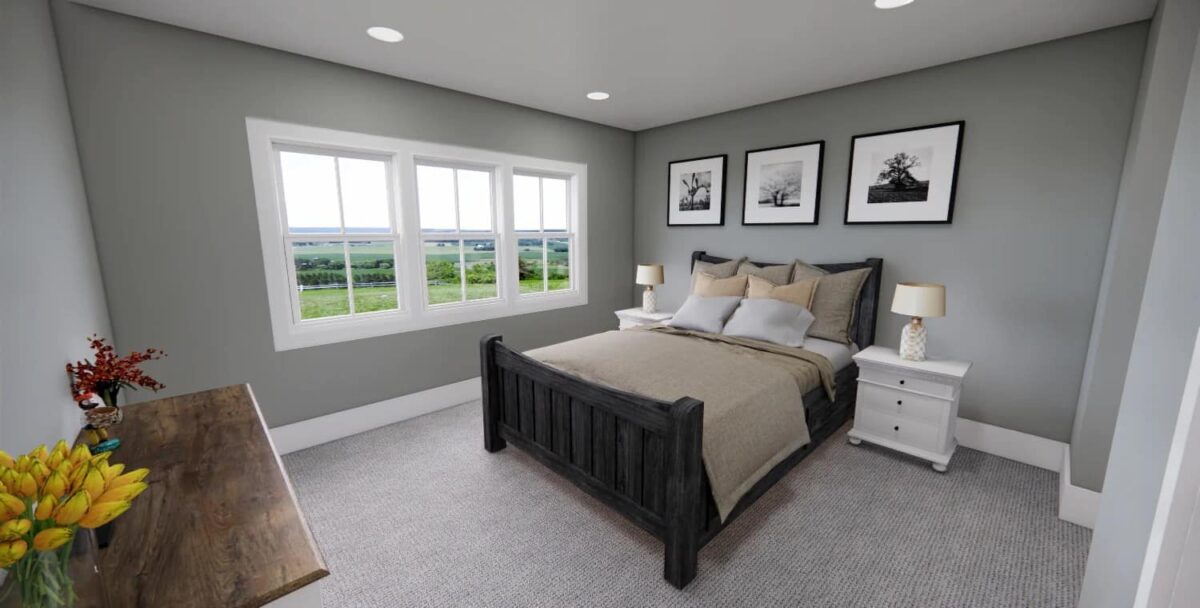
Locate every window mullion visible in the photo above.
<box><xmin>343</xmin><ymin>241</ymin><xmax>356</xmax><ymax>315</ymax></box>
<box><xmin>333</xmin><ymin>157</ymin><xmax>348</xmax><ymax>236</ymax></box>
<box><xmin>459</xmin><ymin>239</ymin><xmax>467</xmax><ymax>302</ymax></box>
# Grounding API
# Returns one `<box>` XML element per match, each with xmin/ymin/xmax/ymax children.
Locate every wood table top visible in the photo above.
<box><xmin>77</xmin><ymin>385</ymin><xmax>327</xmax><ymax>607</ymax></box>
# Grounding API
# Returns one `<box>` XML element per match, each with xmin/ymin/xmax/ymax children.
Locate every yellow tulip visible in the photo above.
<box><xmin>29</xmin><ymin>461</ymin><xmax>50</xmax><ymax>486</ymax></box>
<box><xmin>0</xmin><ymin>539</ymin><xmax>27</xmax><ymax>565</ymax></box>
<box><xmin>34</xmin><ymin>495</ymin><xmax>56</xmax><ymax>520</ymax></box>
<box><xmin>78</xmin><ymin>501</ymin><xmax>131</xmax><ymax>529</ymax></box>
<box><xmin>68</xmin><ymin>444</ymin><xmax>91</xmax><ymax>466</ymax></box>
<box><xmin>0</xmin><ymin>451</ymin><xmax>13</xmax><ymax>469</ymax></box>
<box><xmin>32</xmin><ymin>527</ymin><xmax>73</xmax><ymax>552</ymax></box>
<box><xmin>1</xmin><ymin>470</ymin><xmax>17</xmax><ymax>491</ymax></box>
<box><xmin>46</xmin><ymin>451</ymin><xmax>64</xmax><ymax>470</ymax></box>
<box><xmin>53</xmin><ymin>491</ymin><xmax>90</xmax><ymax>526</ymax></box>
<box><xmin>82</xmin><ymin>467</ymin><xmax>106</xmax><ymax>502</ymax></box>
<box><xmin>42</xmin><ymin>471</ymin><xmax>68</xmax><ymax>501</ymax></box>
<box><xmin>29</xmin><ymin>445</ymin><xmax>49</xmax><ymax>462</ymax></box>
<box><xmin>51</xmin><ymin>440</ymin><xmax>69</xmax><ymax>456</ymax></box>
<box><xmin>14</xmin><ymin>472</ymin><xmax>37</xmax><ymax>499</ymax></box>
<box><xmin>0</xmin><ymin>519</ymin><xmax>30</xmax><ymax>541</ymax></box>
<box><xmin>97</xmin><ymin>481</ymin><xmax>147</xmax><ymax>505</ymax></box>
<box><xmin>0</xmin><ymin>493</ymin><xmax>25</xmax><ymax>519</ymax></box>
<box><xmin>107</xmin><ymin>468</ymin><xmax>150</xmax><ymax>492</ymax></box>
<box><xmin>100</xmin><ymin>463</ymin><xmax>125</xmax><ymax>483</ymax></box>
<box><xmin>68</xmin><ymin>463</ymin><xmax>89</xmax><ymax>493</ymax></box>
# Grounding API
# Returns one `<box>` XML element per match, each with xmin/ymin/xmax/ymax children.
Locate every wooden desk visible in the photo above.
<box><xmin>77</xmin><ymin>385</ymin><xmax>327</xmax><ymax>607</ymax></box>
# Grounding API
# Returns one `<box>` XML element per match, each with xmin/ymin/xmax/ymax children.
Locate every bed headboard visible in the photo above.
<box><xmin>690</xmin><ymin>251</ymin><xmax>884</xmax><ymax>348</ymax></box>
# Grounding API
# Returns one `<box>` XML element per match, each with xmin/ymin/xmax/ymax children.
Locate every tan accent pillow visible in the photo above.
<box><xmin>746</xmin><ymin>275</ymin><xmax>818</xmax><ymax>309</ymax></box>
<box><xmin>736</xmin><ymin>261</ymin><xmax>795</xmax><ymax>286</ymax></box>
<box><xmin>807</xmin><ymin>267</ymin><xmax>872</xmax><ymax>344</ymax></box>
<box><xmin>690</xmin><ymin>257</ymin><xmax>744</xmax><ymax>292</ymax></box>
<box><xmin>791</xmin><ymin>260</ymin><xmax>828</xmax><ymax>283</ymax></box>
<box><xmin>693</xmin><ymin>272</ymin><xmax>749</xmax><ymax>297</ymax></box>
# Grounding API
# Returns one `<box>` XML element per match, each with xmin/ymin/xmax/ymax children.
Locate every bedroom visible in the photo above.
<box><xmin>1</xmin><ymin>0</ymin><xmax>1198</xmax><ymax>606</ymax></box>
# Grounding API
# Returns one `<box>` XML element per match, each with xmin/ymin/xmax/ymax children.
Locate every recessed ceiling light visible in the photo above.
<box><xmin>586</xmin><ymin>91</ymin><xmax>610</xmax><ymax>101</ymax></box>
<box><xmin>367</xmin><ymin>26</ymin><xmax>404</xmax><ymax>43</ymax></box>
<box><xmin>874</xmin><ymin>0</ymin><xmax>914</xmax><ymax>8</ymax></box>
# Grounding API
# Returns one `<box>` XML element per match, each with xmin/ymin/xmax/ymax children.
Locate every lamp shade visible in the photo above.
<box><xmin>891</xmin><ymin>282</ymin><xmax>946</xmax><ymax>318</ymax></box>
<box><xmin>635</xmin><ymin>264</ymin><xmax>664</xmax><ymax>286</ymax></box>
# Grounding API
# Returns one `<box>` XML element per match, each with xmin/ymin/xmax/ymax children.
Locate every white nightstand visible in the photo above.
<box><xmin>848</xmin><ymin>345</ymin><xmax>972</xmax><ymax>472</ymax></box>
<box><xmin>615</xmin><ymin>307</ymin><xmax>673</xmax><ymax>330</ymax></box>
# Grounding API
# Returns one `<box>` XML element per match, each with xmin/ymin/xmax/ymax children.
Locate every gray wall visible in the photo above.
<box><xmin>0</xmin><ymin>0</ymin><xmax>112</xmax><ymax>453</ymax></box>
<box><xmin>632</xmin><ymin>25</ymin><xmax>1146</xmax><ymax>442</ymax></box>
<box><xmin>1070</xmin><ymin>0</ymin><xmax>1200</xmax><ymax>492</ymax></box>
<box><xmin>50</xmin><ymin>2</ymin><xmax>634</xmax><ymax>427</ymax></box>
<box><xmin>1079</xmin><ymin>4</ymin><xmax>1200</xmax><ymax>603</ymax></box>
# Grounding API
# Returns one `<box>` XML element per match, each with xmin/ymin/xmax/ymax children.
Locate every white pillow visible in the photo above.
<box><xmin>721</xmin><ymin>298</ymin><xmax>814</xmax><ymax>348</ymax></box>
<box><xmin>668</xmin><ymin>296</ymin><xmax>742</xmax><ymax>334</ymax></box>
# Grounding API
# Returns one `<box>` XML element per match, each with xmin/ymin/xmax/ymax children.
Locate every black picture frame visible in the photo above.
<box><xmin>741</xmin><ymin>140</ymin><xmax>825</xmax><ymax>226</ymax></box>
<box><xmin>843</xmin><ymin>120</ymin><xmax>965</xmax><ymax>225</ymax></box>
<box><xmin>667</xmin><ymin>154</ymin><xmax>727</xmax><ymax>227</ymax></box>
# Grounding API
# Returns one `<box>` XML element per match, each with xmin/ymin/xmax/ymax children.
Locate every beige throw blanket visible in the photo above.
<box><xmin>526</xmin><ymin>326</ymin><xmax>835</xmax><ymax>521</ymax></box>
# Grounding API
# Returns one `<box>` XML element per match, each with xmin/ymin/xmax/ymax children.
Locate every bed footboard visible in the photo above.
<box><xmin>480</xmin><ymin>334</ymin><xmax>705</xmax><ymax>588</ymax></box>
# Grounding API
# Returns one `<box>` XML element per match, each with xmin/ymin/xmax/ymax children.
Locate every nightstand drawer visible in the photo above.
<box><xmin>855</xmin><ymin>408</ymin><xmax>941</xmax><ymax>453</ymax></box>
<box><xmin>856</xmin><ymin>381</ymin><xmax>947</xmax><ymax>425</ymax></box>
<box><xmin>858</xmin><ymin>366</ymin><xmax>956</xmax><ymax>400</ymax></box>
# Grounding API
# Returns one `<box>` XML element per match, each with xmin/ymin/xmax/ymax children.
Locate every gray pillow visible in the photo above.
<box><xmin>668</xmin><ymin>296</ymin><xmax>742</xmax><ymax>334</ymax></box>
<box><xmin>721</xmin><ymin>298</ymin><xmax>815</xmax><ymax>348</ymax></box>
<box><xmin>737</xmin><ymin>261</ymin><xmax>795</xmax><ymax>286</ymax></box>
<box><xmin>690</xmin><ymin>257</ymin><xmax>744</xmax><ymax>292</ymax></box>
<box><xmin>807</xmin><ymin>267</ymin><xmax>872</xmax><ymax>344</ymax></box>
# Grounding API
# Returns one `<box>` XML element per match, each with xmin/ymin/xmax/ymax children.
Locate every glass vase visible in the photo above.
<box><xmin>0</xmin><ymin>529</ymin><xmax>101</xmax><ymax>608</ymax></box>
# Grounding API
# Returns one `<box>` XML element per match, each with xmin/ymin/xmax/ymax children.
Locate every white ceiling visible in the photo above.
<box><xmin>71</xmin><ymin>0</ymin><xmax>1155</xmax><ymax>130</ymax></box>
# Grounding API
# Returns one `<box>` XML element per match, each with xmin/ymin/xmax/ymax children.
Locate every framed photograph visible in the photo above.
<box><xmin>844</xmin><ymin>121</ymin><xmax>965</xmax><ymax>224</ymax></box>
<box><xmin>742</xmin><ymin>140</ymin><xmax>824</xmax><ymax>225</ymax></box>
<box><xmin>667</xmin><ymin>155</ymin><xmax>727</xmax><ymax>226</ymax></box>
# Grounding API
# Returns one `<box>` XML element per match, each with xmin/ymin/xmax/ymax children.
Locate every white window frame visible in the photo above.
<box><xmin>246</xmin><ymin>118</ymin><xmax>588</xmax><ymax>351</ymax></box>
<box><xmin>512</xmin><ymin>171</ymin><xmax>578</xmax><ymax>298</ymax></box>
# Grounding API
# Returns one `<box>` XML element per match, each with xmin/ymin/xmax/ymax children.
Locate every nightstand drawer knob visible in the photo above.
<box><xmin>897</xmin><ymin>400</ymin><xmax>902</xmax><ymax>405</ymax></box>
<box><xmin>899</xmin><ymin>380</ymin><xmax>905</xmax><ymax>385</ymax></box>
<box><xmin>894</xmin><ymin>425</ymin><xmax>900</xmax><ymax>431</ymax></box>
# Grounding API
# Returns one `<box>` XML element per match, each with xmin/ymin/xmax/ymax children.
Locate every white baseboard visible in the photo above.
<box><xmin>270</xmin><ymin>377</ymin><xmax>481</xmax><ymax>455</ymax></box>
<box><xmin>955</xmin><ymin>417</ymin><xmax>1067</xmax><ymax>472</ymax></box>
<box><xmin>1058</xmin><ymin>447</ymin><xmax>1102</xmax><ymax>529</ymax></box>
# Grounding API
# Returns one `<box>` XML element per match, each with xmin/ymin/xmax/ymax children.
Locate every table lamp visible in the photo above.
<box><xmin>891</xmin><ymin>282</ymin><xmax>946</xmax><ymax>361</ymax></box>
<box><xmin>636</xmin><ymin>264</ymin><xmax>665</xmax><ymax>313</ymax></box>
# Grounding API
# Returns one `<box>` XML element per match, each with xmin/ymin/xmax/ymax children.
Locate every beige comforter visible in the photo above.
<box><xmin>526</xmin><ymin>326</ymin><xmax>835</xmax><ymax>521</ymax></box>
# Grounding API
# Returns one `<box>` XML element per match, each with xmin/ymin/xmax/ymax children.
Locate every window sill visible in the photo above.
<box><xmin>272</xmin><ymin>290</ymin><xmax>586</xmax><ymax>351</ymax></box>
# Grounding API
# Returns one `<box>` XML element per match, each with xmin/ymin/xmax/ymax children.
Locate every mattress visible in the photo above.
<box><xmin>803</xmin><ymin>338</ymin><xmax>858</xmax><ymax>372</ymax></box>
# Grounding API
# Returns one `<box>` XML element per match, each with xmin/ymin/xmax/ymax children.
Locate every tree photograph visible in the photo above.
<box><xmin>678</xmin><ymin>170</ymin><xmax>712</xmax><ymax>211</ymax></box>
<box><xmin>757</xmin><ymin>161</ymin><xmax>804</xmax><ymax>207</ymax></box>
<box><xmin>867</xmin><ymin>147</ymin><xmax>932</xmax><ymax>204</ymax></box>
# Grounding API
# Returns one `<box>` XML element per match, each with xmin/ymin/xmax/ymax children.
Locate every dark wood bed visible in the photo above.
<box><xmin>479</xmin><ymin>251</ymin><xmax>883</xmax><ymax>588</ymax></box>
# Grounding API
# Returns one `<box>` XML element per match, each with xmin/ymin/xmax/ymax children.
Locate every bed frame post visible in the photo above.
<box><xmin>479</xmin><ymin>334</ymin><xmax>506</xmax><ymax>453</ymax></box>
<box><xmin>663</xmin><ymin>396</ymin><xmax>704</xmax><ymax>589</ymax></box>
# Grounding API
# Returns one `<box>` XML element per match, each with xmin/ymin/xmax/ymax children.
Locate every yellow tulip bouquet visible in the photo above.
<box><xmin>0</xmin><ymin>441</ymin><xmax>149</xmax><ymax>608</ymax></box>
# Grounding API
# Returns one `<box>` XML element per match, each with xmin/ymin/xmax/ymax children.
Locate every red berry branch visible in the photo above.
<box><xmin>66</xmin><ymin>335</ymin><xmax>166</xmax><ymax>405</ymax></box>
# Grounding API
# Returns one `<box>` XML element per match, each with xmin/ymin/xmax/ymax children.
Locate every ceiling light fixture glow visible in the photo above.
<box><xmin>367</xmin><ymin>26</ymin><xmax>404</xmax><ymax>43</ymax></box>
<box><xmin>586</xmin><ymin>91</ymin><xmax>610</xmax><ymax>101</ymax></box>
<box><xmin>874</xmin><ymin>0</ymin><xmax>914</xmax><ymax>8</ymax></box>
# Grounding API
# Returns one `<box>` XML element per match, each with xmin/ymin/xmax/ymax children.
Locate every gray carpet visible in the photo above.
<box><xmin>283</xmin><ymin>402</ymin><xmax>1090</xmax><ymax>607</ymax></box>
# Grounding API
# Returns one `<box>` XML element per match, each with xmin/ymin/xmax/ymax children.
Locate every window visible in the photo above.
<box><xmin>246</xmin><ymin>119</ymin><xmax>587</xmax><ymax>350</ymax></box>
<box><xmin>277</xmin><ymin>149</ymin><xmax>399</xmax><ymax>321</ymax></box>
<box><xmin>415</xmin><ymin>163</ymin><xmax>499</xmax><ymax>306</ymax></box>
<box><xmin>513</xmin><ymin>174</ymin><xmax>574</xmax><ymax>295</ymax></box>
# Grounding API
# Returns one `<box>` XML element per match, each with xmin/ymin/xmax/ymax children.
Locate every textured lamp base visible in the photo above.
<box><xmin>899</xmin><ymin>318</ymin><xmax>927</xmax><ymax>361</ymax></box>
<box><xmin>642</xmin><ymin>287</ymin><xmax>657</xmax><ymax>313</ymax></box>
